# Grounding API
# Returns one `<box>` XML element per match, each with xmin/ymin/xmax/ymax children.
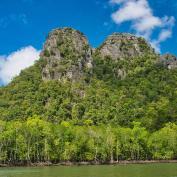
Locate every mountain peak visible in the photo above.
<box><xmin>40</xmin><ymin>27</ymin><xmax>93</xmax><ymax>82</ymax></box>
<box><xmin>40</xmin><ymin>28</ymin><xmax>159</xmax><ymax>82</ymax></box>
<box><xmin>0</xmin><ymin>27</ymin><xmax>177</xmax><ymax>132</ymax></box>
<box><xmin>97</xmin><ymin>33</ymin><xmax>155</xmax><ymax>60</ymax></box>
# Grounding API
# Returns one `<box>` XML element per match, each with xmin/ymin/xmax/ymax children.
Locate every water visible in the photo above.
<box><xmin>0</xmin><ymin>164</ymin><xmax>177</xmax><ymax>177</ymax></box>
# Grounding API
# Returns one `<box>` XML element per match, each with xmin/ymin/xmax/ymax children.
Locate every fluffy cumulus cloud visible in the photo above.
<box><xmin>110</xmin><ymin>0</ymin><xmax>175</xmax><ymax>52</ymax></box>
<box><xmin>0</xmin><ymin>46</ymin><xmax>40</xmax><ymax>85</ymax></box>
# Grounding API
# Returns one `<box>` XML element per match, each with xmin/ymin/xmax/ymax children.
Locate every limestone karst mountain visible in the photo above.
<box><xmin>40</xmin><ymin>28</ymin><xmax>158</xmax><ymax>82</ymax></box>
<box><xmin>97</xmin><ymin>33</ymin><xmax>155</xmax><ymax>60</ymax></box>
<box><xmin>0</xmin><ymin>27</ymin><xmax>177</xmax><ymax>130</ymax></box>
<box><xmin>41</xmin><ymin>28</ymin><xmax>93</xmax><ymax>82</ymax></box>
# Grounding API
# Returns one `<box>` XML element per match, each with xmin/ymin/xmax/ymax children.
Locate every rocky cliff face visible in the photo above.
<box><xmin>41</xmin><ymin>27</ymin><xmax>93</xmax><ymax>82</ymax></box>
<box><xmin>40</xmin><ymin>28</ymin><xmax>176</xmax><ymax>82</ymax></box>
<box><xmin>97</xmin><ymin>33</ymin><xmax>155</xmax><ymax>60</ymax></box>
<box><xmin>160</xmin><ymin>53</ymin><xmax>177</xmax><ymax>69</ymax></box>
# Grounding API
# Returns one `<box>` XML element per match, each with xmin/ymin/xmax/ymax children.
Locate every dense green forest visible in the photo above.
<box><xmin>0</xmin><ymin>56</ymin><xmax>177</xmax><ymax>130</ymax></box>
<box><xmin>0</xmin><ymin>28</ymin><xmax>177</xmax><ymax>164</ymax></box>
<box><xmin>0</xmin><ymin>117</ymin><xmax>177</xmax><ymax>164</ymax></box>
<box><xmin>0</xmin><ymin>56</ymin><xmax>176</xmax><ymax>164</ymax></box>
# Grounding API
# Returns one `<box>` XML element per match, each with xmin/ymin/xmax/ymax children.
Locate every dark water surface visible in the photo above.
<box><xmin>0</xmin><ymin>163</ymin><xmax>177</xmax><ymax>177</ymax></box>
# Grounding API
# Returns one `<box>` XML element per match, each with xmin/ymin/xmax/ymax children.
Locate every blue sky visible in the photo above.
<box><xmin>0</xmin><ymin>0</ymin><xmax>177</xmax><ymax>84</ymax></box>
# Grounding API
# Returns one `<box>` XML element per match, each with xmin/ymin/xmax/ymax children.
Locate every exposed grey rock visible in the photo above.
<box><xmin>41</xmin><ymin>27</ymin><xmax>93</xmax><ymax>82</ymax></box>
<box><xmin>97</xmin><ymin>33</ymin><xmax>155</xmax><ymax>60</ymax></box>
<box><xmin>116</xmin><ymin>69</ymin><xmax>127</xmax><ymax>79</ymax></box>
<box><xmin>40</xmin><ymin>28</ymin><xmax>159</xmax><ymax>82</ymax></box>
<box><xmin>160</xmin><ymin>53</ymin><xmax>177</xmax><ymax>69</ymax></box>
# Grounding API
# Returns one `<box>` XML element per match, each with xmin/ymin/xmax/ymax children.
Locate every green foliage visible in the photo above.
<box><xmin>148</xmin><ymin>123</ymin><xmax>177</xmax><ymax>160</ymax></box>
<box><xmin>0</xmin><ymin>48</ymin><xmax>177</xmax><ymax>164</ymax></box>
<box><xmin>44</xmin><ymin>49</ymin><xmax>50</xmax><ymax>57</ymax></box>
<box><xmin>0</xmin><ymin>54</ymin><xmax>177</xmax><ymax>130</ymax></box>
<box><xmin>0</xmin><ymin>117</ymin><xmax>177</xmax><ymax>164</ymax></box>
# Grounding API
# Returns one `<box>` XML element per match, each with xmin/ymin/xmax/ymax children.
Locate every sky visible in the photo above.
<box><xmin>0</xmin><ymin>0</ymin><xmax>177</xmax><ymax>85</ymax></box>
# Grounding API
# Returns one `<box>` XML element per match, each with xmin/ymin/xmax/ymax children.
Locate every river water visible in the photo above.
<box><xmin>0</xmin><ymin>163</ymin><xmax>177</xmax><ymax>177</ymax></box>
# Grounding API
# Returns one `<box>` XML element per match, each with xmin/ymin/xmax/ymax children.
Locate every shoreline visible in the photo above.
<box><xmin>1</xmin><ymin>160</ymin><xmax>177</xmax><ymax>168</ymax></box>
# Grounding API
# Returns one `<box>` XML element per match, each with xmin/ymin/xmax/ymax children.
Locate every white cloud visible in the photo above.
<box><xmin>0</xmin><ymin>46</ymin><xmax>40</xmax><ymax>85</ymax></box>
<box><xmin>133</xmin><ymin>16</ymin><xmax>162</xmax><ymax>33</ymax></box>
<box><xmin>162</xmin><ymin>16</ymin><xmax>175</xmax><ymax>28</ymax></box>
<box><xmin>158</xmin><ymin>29</ymin><xmax>172</xmax><ymax>42</ymax></box>
<box><xmin>111</xmin><ymin>0</ymin><xmax>151</xmax><ymax>24</ymax></box>
<box><xmin>110</xmin><ymin>0</ymin><xmax>175</xmax><ymax>52</ymax></box>
<box><xmin>151</xmin><ymin>29</ymin><xmax>173</xmax><ymax>53</ymax></box>
<box><xmin>150</xmin><ymin>17</ymin><xmax>175</xmax><ymax>52</ymax></box>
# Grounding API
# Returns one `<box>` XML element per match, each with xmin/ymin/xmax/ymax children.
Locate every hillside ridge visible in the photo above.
<box><xmin>39</xmin><ymin>27</ymin><xmax>177</xmax><ymax>82</ymax></box>
<box><xmin>0</xmin><ymin>27</ymin><xmax>177</xmax><ymax>131</ymax></box>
